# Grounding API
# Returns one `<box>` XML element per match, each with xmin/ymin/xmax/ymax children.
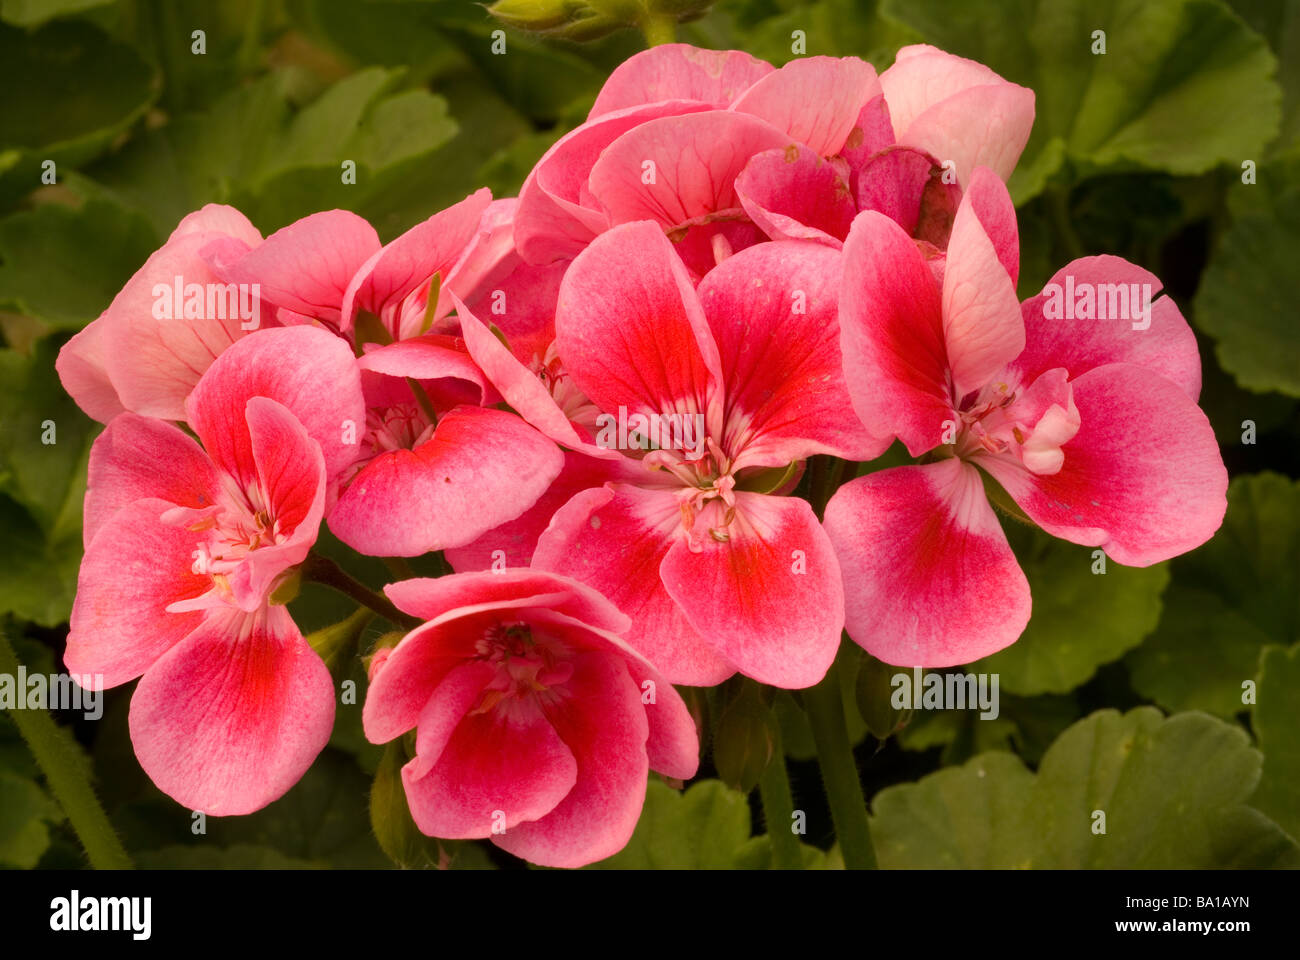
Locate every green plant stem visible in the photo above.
<box><xmin>0</xmin><ymin>628</ymin><xmax>132</xmax><ymax>870</ymax></box>
<box><xmin>758</xmin><ymin>722</ymin><xmax>804</xmax><ymax>870</ymax></box>
<box><xmin>640</xmin><ymin>15</ymin><xmax>676</xmax><ymax>46</ymax></box>
<box><xmin>804</xmin><ymin>661</ymin><xmax>877</xmax><ymax>869</ymax></box>
<box><xmin>1048</xmin><ymin>186</ymin><xmax>1085</xmax><ymax>262</ymax></box>
<box><xmin>304</xmin><ymin>554</ymin><xmax>422</xmax><ymax>631</ymax></box>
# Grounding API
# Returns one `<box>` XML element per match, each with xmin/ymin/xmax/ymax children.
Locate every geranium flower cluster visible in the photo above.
<box><xmin>57</xmin><ymin>43</ymin><xmax>1227</xmax><ymax>867</ymax></box>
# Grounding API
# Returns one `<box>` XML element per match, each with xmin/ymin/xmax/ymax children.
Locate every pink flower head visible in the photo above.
<box><xmin>66</xmin><ymin>325</ymin><xmax>365</xmax><ymax>814</ymax></box>
<box><xmin>362</xmin><ymin>569</ymin><xmax>698</xmax><ymax>868</ymax></box>
<box><xmin>513</xmin><ymin>44</ymin><xmax>882</xmax><ymax>277</ymax></box>
<box><xmin>56</xmin><ymin>204</ymin><xmax>267</xmax><ymax>422</ymax></box>
<box><xmin>455</xmin><ymin>221</ymin><xmax>884</xmax><ymax>688</ymax></box>
<box><xmin>734</xmin><ymin>44</ymin><xmax>1033</xmax><ymax>258</ymax></box>
<box><xmin>824</xmin><ymin>169</ymin><xmax>1227</xmax><ymax>667</ymax></box>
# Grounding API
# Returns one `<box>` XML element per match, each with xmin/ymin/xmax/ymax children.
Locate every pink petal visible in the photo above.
<box><xmin>340</xmin><ymin>189</ymin><xmax>491</xmax><ymax>335</ymax></box>
<box><xmin>83</xmin><ymin>414</ymin><xmax>221</xmax><ymax>547</ymax></box>
<box><xmin>185</xmin><ymin>325</ymin><xmax>365</xmax><ymax>488</ymax></box>
<box><xmin>942</xmin><ymin>169</ymin><xmax>1025</xmax><ymax>397</ymax></box>
<box><xmin>555</xmin><ymin>221</ymin><xmax>721</xmax><ymax>424</ymax></box>
<box><xmin>224</xmin><ymin>210</ymin><xmax>380</xmax><ymax>326</ymax></box>
<box><xmin>978</xmin><ymin>363</ymin><xmax>1227</xmax><ymax>566</ymax></box>
<box><xmin>696</xmin><ymin>239</ymin><xmax>888</xmax><ymax>466</ymax></box>
<box><xmin>589</xmin><ymin>44</ymin><xmax>774</xmax><ymax>117</ymax></box>
<box><xmin>515</xmin><ymin>100</ymin><xmax>712</xmax><ymax>264</ymax></box>
<box><xmin>532</xmin><ymin>485</ymin><xmax>736</xmax><ymax>686</ymax></box>
<box><xmin>1013</xmin><ymin>256</ymin><xmax>1201</xmax><ymax>400</ymax></box>
<box><xmin>66</xmin><ymin>498</ymin><xmax>210</xmax><ymax>687</ymax></box>
<box><xmin>661</xmin><ymin>492</ymin><xmax>842</xmax><ymax>688</ymax></box>
<box><xmin>896</xmin><ymin>83</ymin><xmax>1035</xmax><ymax>187</ymax></box>
<box><xmin>879</xmin><ymin>44</ymin><xmax>1011</xmax><ymax>139</ymax></box>
<box><xmin>170</xmin><ymin>204</ymin><xmax>262</xmax><ymax>247</ymax></box>
<box><xmin>456</xmin><ymin>257</ymin><xmax>568</xmax><ymax>367</ymax></box>
<box><xmin>823</xmin><ymin>459</ymin><xmax>1030</xmax><ymax>666</ymax></box>
<box><xmin>838</xmin><ymin>94</ymin><xmax>896</xmax><ymax>177</ymax></box>
<box><xmin>128</xmin><ymin>605</ymin><xmax>334</xmax><ymax>815</ymax></box>
<box><xmin>445</xmin><ymin>449</ymin><xmax>621</xmax><ymax>571</ymax></box>
<box><xmin>838</xmin><ymin>210</ymin><xmax>951</xmax><ymax>455</ymax></box>
<box><xmin>356</xmin><ymin>335</ymin><xmax>488</xmax><ymax>404</ymax></box>
<box><xmin>731</xmin><ymin>56</ymin><xmax>881</xmax><ymax>157</ymax></box>
<box><xmin>402</xmin><ymin>676</ymin><xmax>577</xmax><ymax>838</ymax></box>
<box><xmin>735</xmin><ymin>144</ymin><xmax>856</xmax><ymax>244</ymax></box>
<box><xmin>586</xmin><ymin>110</ymin><xmax>792</xmax><ymax>231</ymax></box>
<box><xmin>55</xmin><ymin>320</ymin><xmax>125</xmax><ymax>423</ymax></box>
<box><xmin>493</xmin><ymin>650</ymin><xmax>648</xmax><ymax>868</ymax></box>
<box><xmin>328</xmin><ymin>406</ymin><xmax>564</xmax><ymax>557</ymax></box>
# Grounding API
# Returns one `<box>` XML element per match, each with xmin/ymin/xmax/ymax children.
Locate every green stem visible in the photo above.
<box><xmin>1048</xmin><ymin>186</ymin><xmax>1085</xmax><ymax>262</ymax></box>
<box><xmin>304</xmin><ymin>554</ymin><xmax>422</xmax><ymax>631</ymax></box>
<box><xmin>640</xmin><ymin>15</ymin><xmax>676</xmax><ymax>46</ymax></box>
<box><xmin>804</xmin><ymin>660</ymin><xmax>877</xmax><ymax>869</ymax></box>
<box><xmin>0</xmin><ymin>628</ymin><xmax>133</xmax><ymax>870</ymax></box>
<box><xmin>758</xmin><ymin>721</ymin><xmax>803</xmax><ymax>870</ymax></box>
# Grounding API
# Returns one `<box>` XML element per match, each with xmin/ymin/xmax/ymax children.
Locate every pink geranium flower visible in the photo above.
<box><xmin>66</xmin><ymin>326</ymin><xmax>365</xmax><ymax>814</ymax></box>
<box><xmin>514</xmin><ymin>44</ymin><xmax>882</xmax><ymax>277</ymax></box>
<box><xmin>454</xmin><ymin>221</ymin><xmax>883</xmax><ymax>688</ymax></box>
<box><xmin>56</xmin><ymin>204</ymin><xmax>266</xmax><ymax>422</ymax></box>
<box><xmin>823</xmin><ymin>169</ymin><xmax>1227</xmax><ymax>667</ymax></box>
<box><xmin>362</xmin><ymin>569</ymin><xmax>698</xmax><ymax>868</ymax></box>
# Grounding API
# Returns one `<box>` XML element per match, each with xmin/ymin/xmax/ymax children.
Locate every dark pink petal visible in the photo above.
<box><xmin>66</xmin><ymin>498</ymin><xmax>210</xmax><ymax>688</ymax></box>
<box><xmin>555</xmin><ymin>221</ymin><xmax>721</xmax><ymax>424</ymax></box>
<box><xmin>223</xmin><ymin>210</ymin><xmax>379</xmax><ymax>326</ymax></box>
<box><xmin>446</xmin><ymin>449</ymin><xmax>620</xmax><ymax>571</ymax></box>
<box><xmin>823</xmin><ymin>459</ymin><xmax>1030</xmax><ymax>666</ymax></box>
<box><xmin>838</xmin><ymin>94</ymin><xmax>896</xmax><ymax>179</ymax></box>
<box><xmin>128</xmin><ymin>605</ymin><xmax>334</xmax><ymax>815</ymax></box>
<box><xmin>83</xmin><ymin>414</ymin><xmax>221</xmax><ymax>547</ymax></box>
<box><xmin>586</xmin><ymin>111</ymin><xmax>792</xmax><ymax>231</ymax></box>
<box><xmin>515</xmin><ymin>100</ymin><xmax>712</xmax><ymax>264</ymax></box>
<box><xmin>696</xmin><ymin>240</ymin><xmax>888</xmax><ymax>466</ymax></box>
<box><xmin>457</xmin><ymin>257</ymin><xmax>568</xmax><ymax>367</ymax></box>
<box><xmin>1013</xmin><ymin>256</ymin><xmax>1201</xmax><ymax>400</ymax></box>
<box><xmin>532</xmin><ymin>485</ymin><xmax>737</xmax><ymax>686</ymax></box>
<box><xmin>855</xmin><ymin>146</ymin><xmax>938</xmax><ymax>237</ymax></box>
<box><xmin>838</xmin><ymin>210</ymin><xmax>951</xmax><ymax>454</ymax></box>
<box><xmin>340</xmin><ymin>189</ymin><xmax>491</xmax><ymax>335</ymax></box>
<box><xmin>493</xmin><ymin>650</ymin><xmax>648</xmax><ymax>868</ymax></box>
<box><xmin>942</xmin><ymin>170</ymin><xmax>1025</xmax><ymax>397</ymax></box>
<box><xmin>589</xmin><ymin>44</ymin><xmax>773</xmax><ymax>117</ymax></box>
<box><xmin>979</xmin><ymin>363</ymin><xmax>1227</xmax><ymax>566</ymax></box>
<box><xmin>660</xmin><ymin>493</ymin><xmax>842</xmax><ymax>688</ymax></box>
<box><xmin>731</xmin><ymin>56</ymin><xmax>880</xmax><ymax>157</ymax></box>
<box><xmin>328</xmin><ymin>406</ymin><xmax>564</xmax><ymax>557</ymax></box>
<box><xmin>735</xmin><ymin>144</ymin><xmax>856</xmax><ymax>244</ymax></box>
<box><xmin>55</xmin><ymin>321</ymin><xmax>124</xmax><ymax>423</ymax></box>
<box><xmin>186</xmin><ymin>325</ymin><xmax>365</xmax><ymax>488</ymax></box>
<box><xmin>402</xmin><ymin>682</ymin><xmax>577</xmax><ymax>838</ymax></box>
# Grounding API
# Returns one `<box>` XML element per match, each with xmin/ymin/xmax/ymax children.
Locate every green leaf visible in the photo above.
<box><xmin>0</xmin><ymin>768</ymin><xmax>62</xmax><ymax>868</ymax></box>
<box><xmin>732</xmin><ymin>835</ymin><xmax>843</xmax><ymax>869</ymax></box>
<box><xmin>1127</xmin><ymin>472</ymin><xmax>1300</xmax><ymax>716</ymax></box>
<box><xmin>896</xmin><ymin>690</ymin><xmax>1080</xmax><ymax>766</ymax></box>
<box><xmin>973</xmin><ymin>525</ymin><xmax>1169</xmax><ymax>694</ymax></box>
<box><xmin>586</xmin><ymin>779</ymin><xmax>751</xmax><ymax>868</ymax></box>
<box><xmin>1251</xmin><ymin>642</ymin><xmax>1300</xmax><ymax>841</ymax></box>
<box><xmin>1193</xmin><ymin>155</ymin><xmax>1300</xmax><ymax>396</ymax></box>
<box><xmin>0</xmin><ymin>200</ymin><xmax>159</xmax><ymax>330</ymax></box>
<box><xmin>134</xmin><ymin>843</ymin><xmax>327</xmax><ymax>869</ymax></box>
<box><xmin>0</xmin><ymin>20</ymin><xmax>157</xmax><ymax>203</ymax></box>
<box><xmin>873</xmin><ymin>707</ymin><xmax>1300</xmax><ymax>868</ymax></box>
<box><xmin>0</xmin><ymin>494</ymin><xmax>82</xmax><ymax>625</ymax></box>
<box><xmin>0</xmin><ymin>337</ymin><xmax>97</xmax><ymax>536</ymax></box>
<box><xmin>881</xmin><ymin>0</ymin><xmax>1282</xmax><ymax>203</ymax></box>
<box><xmin>0</xmin><ymin>0</ymin><xmax>114</xmax><ymax>27</ymax></box>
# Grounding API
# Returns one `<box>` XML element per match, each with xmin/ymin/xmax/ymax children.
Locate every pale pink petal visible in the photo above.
<box><xmin>55</xmin><ymin>320</ymin><xmax>125</xmax><ymax>423</ymax></box>
<box><xmin>897</xmin><ymin>83</ymin><xmax>1035</xmax><ymax>187</ymax></box>
<box><xmin>356</xmin><ymin>335</ymin><xmax>488</xmax><ymax>404</ymax></box>
<box><xmin>169</xmin><ymin>204</ymin><xmax>262</xmax><ymax>247</ymax></box>
<box><xmin>942</xmin><ymin>169</ymin><xmax>1025</xmax><ymax>397</ymax></box>
<box><xmin>128</xmin><ymin>605</ymin><xmax>334</xmax><ymax>815</ymax></box>
<box><xmin>879</xmin><ymin>44</ymin><xmax>1010</xmax><ymax>139</ymax></box>
<box><xmin>978</xmin><ymin>363</ymin><xmax>1227</xmax><ymax>566</ymax></box>
<box><xmin>586</xmin><ymin>110</ymin><xmax>792</xmax><ymax>231</ymax></box>
<box><xmin>823</xmin><ymin>459</ymin><xmax>1031</xmax><ymax>666</ymax></box>
<box><xmin>1013</xmin><ymin>256</ymin><xmax>1201</xmax><ymax>400</ymax></box>
<box><xmin>731</xmin><ymin>56</ymin><xmax>880</xmax><ymax>156</ymax></box>
<box><xmin>328</xmin><ymin>406</ymin><xmax>564</xmax><ymax>557</ymax></box>
<box><xmin>589</xmin><ymin>44</ymin><xmax>773</xmax><ymax>117</ymax></box>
